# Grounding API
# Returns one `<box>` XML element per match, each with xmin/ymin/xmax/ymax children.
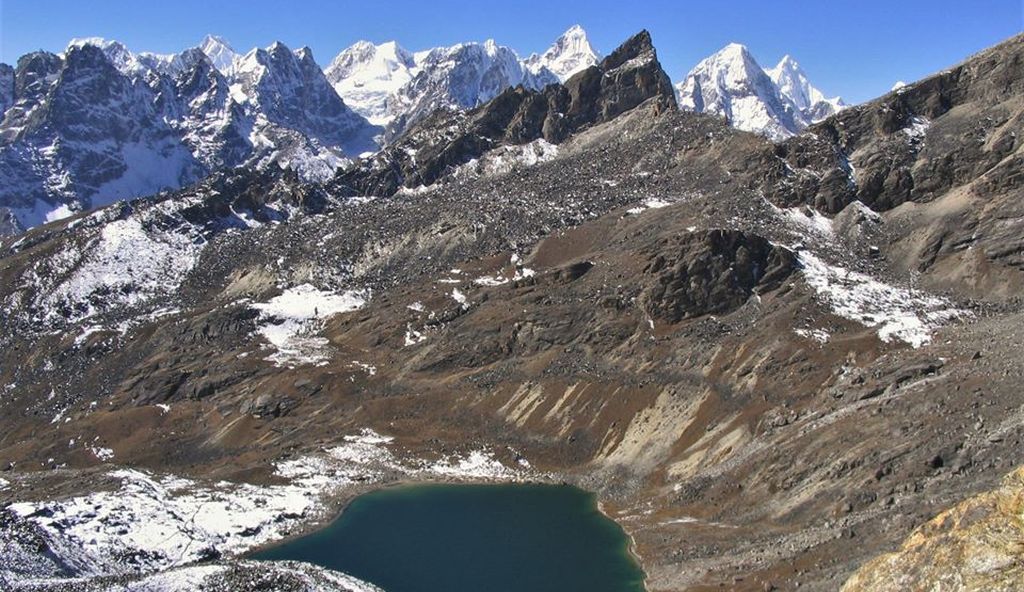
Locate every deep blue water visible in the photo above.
<box><xmin>253</xmin><ymin>483</ymin><xmax>645</xmax><ymax>592</ymax></box>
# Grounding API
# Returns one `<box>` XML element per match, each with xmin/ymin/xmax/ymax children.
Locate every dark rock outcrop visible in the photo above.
<box><xmin>0</xmin><ymin>63</ymin><xmax>14</xmax><ymax>117</ymax></box>
<box><xmin>641</xmin><ymin>229</ymin><xmax>797</xmax><ymax>322</ymax></box>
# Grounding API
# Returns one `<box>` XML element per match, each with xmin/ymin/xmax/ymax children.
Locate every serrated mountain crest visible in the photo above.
<box><xmin>199</xmin><ymin>34</ymin><xmax>240</xmax><ymax>75</ymax></box>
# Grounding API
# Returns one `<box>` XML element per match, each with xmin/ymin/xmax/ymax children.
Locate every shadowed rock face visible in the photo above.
<box><xmin>0</xmin><ymin>64</ymin><xmax>14</xmax><ymax>116</ymax></box>
<box><xmin>5</xmin><ymin>51</ymin><xmax>63</xmax><ymax>136</ymax></box>
<box><xmin>641</xmin><ymin>230</ymin><xmax>798</xmax><ymax>322</ymax></box>
<box><xmin>332</xmin><ymin>30</ymin><xmax>677</xmax><ymax>197</ymax></box>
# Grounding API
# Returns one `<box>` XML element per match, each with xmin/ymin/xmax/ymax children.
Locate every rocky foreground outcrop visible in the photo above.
<box><xmin>843</xmin><ymin>465</ymin><xmax>1024</xmax><ymax>592</ymax></box>
<box><xmin>641</xmin><ymin>229</ymin><xmax>798</xmax><ymax>322</ymax></box>
<box><xmin>767</xmin><ymin>32</ymin><xmax>1024</xmax><ymax>214</ymax></box>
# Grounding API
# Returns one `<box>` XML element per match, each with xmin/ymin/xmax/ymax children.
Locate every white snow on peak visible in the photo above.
<box><xmin>66</xmin><ymin>37</ymin><xmax>190</xmax><ymax>79</ymax></box>
<box><xmin>767</xmin><ymin>54</ymin><xmax>845</xmax><ymax>123</ymax></box>
<box><xmin>676</xmin><ymin>43</ymin><xmax>845</xmax><ymax>141</ymax></box>
<box><xmin>384</xmin><ymin>37</ymin><xmax>556</xmax><ymax>134</ymax></box>
<box><xmin>199</xmin><ymin>34</ymin><xmax>240</xmax><ymax>75</ymax></box>
<box><xmin>66</xmin><ymin>37</ymin><xmax>149</xmax><ymax>77</ymax></box>
<box><xmin>676</xmin><ymin>42</ymin><xmax>799</xmax><ymax>141</ymax></box>
<box><xmin>324</xmin><ymin>40</ymin><xmax>418</xmax><ymax>125</ymax></box>
<box><xmin>525</xmin><ymin>25</ymin><xmax>600</xmax><ymax>81</ymax></box>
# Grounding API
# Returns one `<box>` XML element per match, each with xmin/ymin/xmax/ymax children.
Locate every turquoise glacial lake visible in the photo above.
<box><xmin>253</xmin><ymin>483</ymin><xmax>646</xmax><ymax>592</ymax></box>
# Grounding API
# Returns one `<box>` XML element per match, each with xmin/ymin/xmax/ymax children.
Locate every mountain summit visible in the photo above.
<box><xmin>199</xmin><ymin>34</ymin><xmax>240</xmax><ymax>75</ymax></box>
<box><xmin>767</xmin><ymin>54</ymin><xmax>845</xmax><ymax>123</ymax></box>
<box><xmin>325</xmin><ymin>28</ymin><xmax>599</xmax><ymax>137</ymax></box>
<box><xmin>324</xmin><ymin>40</ymin><xmax>418</xmax><ymax>125</ymax></box>
<box><xmin>525</xmin><ymin>25</ymin><xmax>600</xmax><ymax>81</ymax></box>
<box><xmin>676</xmin><ymin>43</ymin><xmax>843</xmax><ymax>140</ymax></box>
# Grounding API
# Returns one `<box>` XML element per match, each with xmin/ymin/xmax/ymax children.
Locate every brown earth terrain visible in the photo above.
<box><xmin>0</xmin><ymin>31</ymin><xmax>1023</xmax><ymax>592</ymax></box>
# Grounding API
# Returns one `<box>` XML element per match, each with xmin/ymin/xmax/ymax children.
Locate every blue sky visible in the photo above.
<box><xmin>1</xmin><ymin>0</ymin><xmax>1020</xmax><ymax>103</ymax></box>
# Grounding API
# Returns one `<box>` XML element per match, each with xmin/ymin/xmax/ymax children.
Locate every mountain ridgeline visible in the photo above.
<box><xmin>332</xmin><ymin>30</ymin><xmax>676</xmax><ymax>196</ymax></box>
<box><xmin>0</xmin><ymin>26</ymin><xmax>845</xmax><ymax>237</ymax></box>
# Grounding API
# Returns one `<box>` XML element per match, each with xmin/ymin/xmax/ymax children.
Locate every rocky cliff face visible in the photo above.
<box><xmin>0</xmin><ymin>63</ymin><xmax>14</xmax><ymax>116</ymax></box>
<box><xmin>641</xmin><ymin>230</ymin><xmax>798</xmax><ymax>322</ymax></box>
<box><xmin>233</xmin><ymin>43</ymin><xmax>377</xmax><ymax>153</ymax></box>
<box><xmin>842</xmin><ymin>465</ymin><xmax>1024</xmax><ymax>592</ymax></box>
<box><xmin>768</xmin><ymin>33</ymin><xmax>1023</xmax><ymax>214</ymax></box>
<box><xmin>0</xmin><ymin>44</ymin><xmax>202</xmax><ymax>230</ymax></box>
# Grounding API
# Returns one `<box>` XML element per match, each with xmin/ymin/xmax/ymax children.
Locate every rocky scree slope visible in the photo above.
<box><xmin>0</xmin><ymin>31</ymin><xmax>1022</xmax><ymax>592</ymax></box>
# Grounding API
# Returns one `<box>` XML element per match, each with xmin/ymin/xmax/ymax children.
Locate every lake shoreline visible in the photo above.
<box><xmin>243</xmin><ymin>472</ymin><xmax>558</xmax><ymax>557</ymax></box>
<box><xmin>249</xmin><ymin>478</ymin><xmax>648</xmax><ymax>592</ymax></box>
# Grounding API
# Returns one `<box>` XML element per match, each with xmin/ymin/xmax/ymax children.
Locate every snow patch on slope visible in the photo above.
<box><xmin>33</xmin><ymin>201</ymin><xmax>207</xmax><ymax>326</ymax></box>
<box><xmin>798</xmin><ymin>251</ymin><xmax>965</xmax><ymax>347</ymax></box>
<box><xmin>251</xmin><ymin>284</ymin><xmax>368</xmax><ymax>367</ymax></box>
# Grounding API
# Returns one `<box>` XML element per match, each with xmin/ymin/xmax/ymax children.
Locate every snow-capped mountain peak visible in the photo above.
<box><xmin>324</xmin><ymin>39</ymin><xmax>418</xmax><ymax>125</ymax></box>
<box><xmin>0</xmin><ymin>35</ymin><xmax>383</xmax><ymax>234</ymax></box>
<box><xmin>676</xmin><ymin>43</ymin><xmax>844</xmax><ymax>141</ymax></box>
<box><xmin>199</xmin><ymin>34</ymin><xmax>239</xmax><ymax>75</ymax></box>
<box><xmin>767</xmin><ymin>54</ymin><xmax>845</xmax><ymax>122</ymax></box>
<box><xmin>675</xmin><ymin>42</ymin><xmax>797</xmax><ymax>141</ymax></box>
<box><xmin>768</xmin><ymin>55</ymin><xmax>815</xmax><ymax>109</ymax></box>
<box><xmin>66</xmin><ymin>37</ymin><xmax>192</xmax><ymax>80</ymax></box>
<box><xmin>66</xmin><ymin>37</ymin><xmax>148</xmax><ymax>77</ymax></box>
<box><xmin>702</xmin><ymin>42</ymin><xmax>765</xmax><ymax>87</ymax></box>
<box><xmin>525</xmin><ymin>25</ymin><xmax>600</xmax><ymax>81</ymax></box>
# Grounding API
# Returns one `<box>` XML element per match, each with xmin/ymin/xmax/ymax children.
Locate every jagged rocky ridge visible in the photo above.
<box><xmin>0</xmin><ymin>25</ymin><xmax>851</xmax><ymax>237</ymax></box>
<box><xmin>0</xmin><ymin>30</ymin><xmax>1021</xmax><ymax>592</ymax></box>
<box><xmin>0</xmin><ymin>38</ymin><xmax>377</xmax><ymax>236</ymax></box>
<box><xmin>325</xmin><ymin>25</ymin><xmax>601</xmax><ymax>136</ymax></box>
<box><xmin>0</xmin><ymin>27</ymin><xmax>602</xmax><ymax>236</ymax></box>
<box><xmin>333</xmin><ymin>30</ymin><xmax>675</xmax><ymax>196</ymax></box>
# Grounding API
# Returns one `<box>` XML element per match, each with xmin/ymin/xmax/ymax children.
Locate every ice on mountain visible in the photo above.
<box><xmin>677</xmin><ymin>43</ymin><xmax>844</xmax><ymax>140</ymax></box>
<box><xmin>325</xmin><ymin>40</ymin><xmax>418</xmax><ymax>125</ymax></box>
<box><xmin>798</xmin><ymin>251</ymin><xmax>965</xmax><ymax>348</ymax></box>
<box><xmin>199</xmin><ymin>34</ymin><xmax>240</xmax><ymax>75</ymax></box>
